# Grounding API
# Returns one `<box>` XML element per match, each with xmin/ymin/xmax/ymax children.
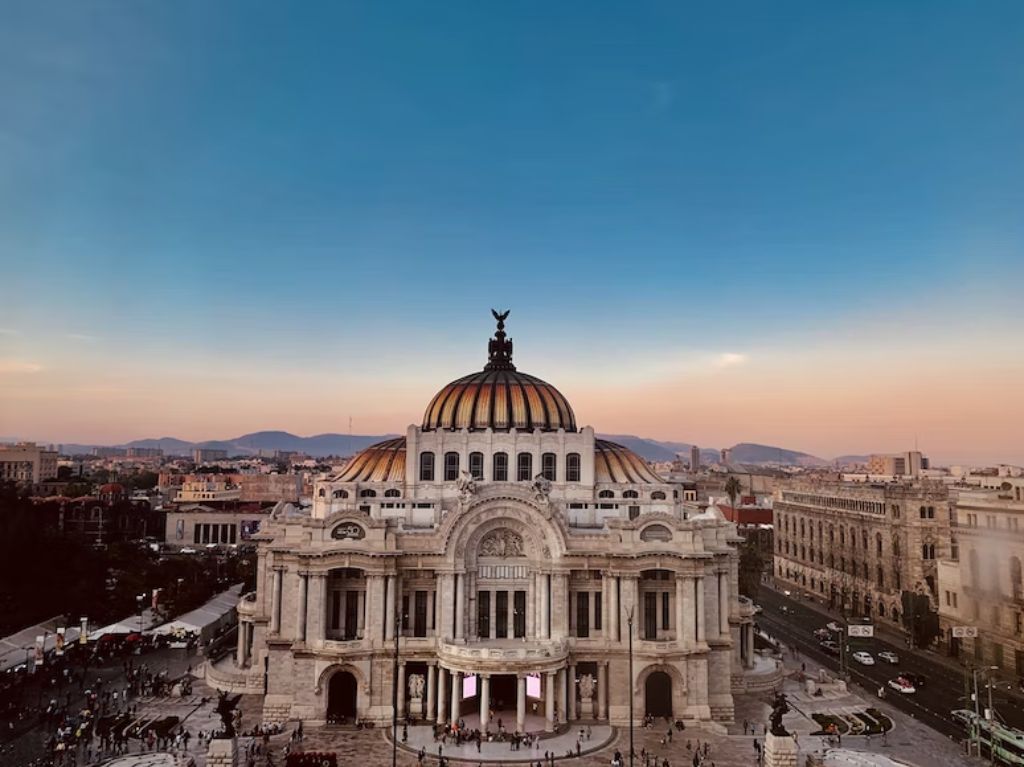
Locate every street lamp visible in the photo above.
<box><xmin>626</xmin><ymin>604</ymin><xmax>634</xmax><ymax>767</ymax></box>
<box><xmin>392</xmin><ymin>608</ymin><xmax>404</xmax><ymax>767</ymax></box>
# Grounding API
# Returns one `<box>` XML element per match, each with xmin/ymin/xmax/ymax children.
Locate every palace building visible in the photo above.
<box><xmin>209</xmin><ymin>313</ymin><xmax>756</xmax><ymax>730</ymax></box>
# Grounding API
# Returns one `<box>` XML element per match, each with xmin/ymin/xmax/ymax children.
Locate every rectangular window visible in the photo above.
<box><xmin>514</xmin><ymin>590</ymin><xmax>526</xmax><ymax>638</ymax></box>
<box><xmin>193</xmin><ymin>524</ymin><xmax>201</xmax><ymax>544</ymax></box>
<box><xmin>542</xmin><ymin>452</ymin><xmax>557</xmax><ymax>482</ymax></box>
<box><xmin>469</xmin><ymin>452</ymin><xmax>484</xmax><ymax>480</ymax></box>
<box><xmin>629</xmin><ymin>506</ymin><xmax>640</xmax><ymax>520</ymax></box>
<box><xmin>344</xmin><ymin>591</ymin><xmax>359</xmax><ymax>639</ymax></box>
<box><xmin>331</xmin><ymin>590</ymin><xmax>341</xmax><ymax>631</ymax></box>
<box><xmin>594</xmin><ymin>590</ymin><xmax>602</xmax><ymax>631</ymax></box>
<box><xmin>643</xmin><ymin>592</ymin><xmax>658</xmax><ymax>640</ymax></box>
<box><xmin>419</xmin><ymin>452</ymin><xmax>434</xmax><ymax>482</ymax></box>
<box><xmin>576</xmin><ymin>592</ymin><xmax>590</xmax><ymax>638</ymax></box>
<box><xmin>477</xmin><ymin>591</ymin><xmax>490</xmax><ymax>639</ymax></box>
<box><xmin>496</xmin><ymin>590</ymin><xmax>509</xmax><ymax>638</ymax></box>
<box><xmin>662</xmin><ymin>591</ymin><xmax>670</xmax><ymax>630</ymax></box>
<box><xmin>493</xmin><ymin>453</ymin><xmax>508</xmax><ymax>482</ymax></box>
<box><xmin>517</xmin><ymin>453</ymin><xmax>532</xmax><ymax>481</ymax></box>
<box><xmin>414</xmin><ymin>591</ymin><xmax>427</xmax><ymax>637</ymax></box>
<box><xmin>444</xmin><ymin>452</ymin><xmax>460</xmax><ymax>481</ymax></box>
<box><xmin>566</xmin><ymin>453</ymin><xmax>581</xmax><ymax>482</ymax></box>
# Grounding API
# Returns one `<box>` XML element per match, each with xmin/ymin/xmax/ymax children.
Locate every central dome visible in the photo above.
<box><xmin>422</xmin><ymin>311</ymin><xmax>577</xmax><ymax>432</ymax></box>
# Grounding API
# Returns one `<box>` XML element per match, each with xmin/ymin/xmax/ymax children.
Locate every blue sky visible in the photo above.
<box><xmin>1</xmin><ymin>2</ymin><xmax>1023</xmax><ymax>461</ymax></box>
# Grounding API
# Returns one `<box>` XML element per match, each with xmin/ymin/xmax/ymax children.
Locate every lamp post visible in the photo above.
<box><xmin>626</xmin><ymin>604</ymin><xmax>634</xmax><ymax>767</ymax></box>
<box><xmin>392</xmin><ymin>608</ymin><xmax>404</xmax><ymax>767</ymax></box>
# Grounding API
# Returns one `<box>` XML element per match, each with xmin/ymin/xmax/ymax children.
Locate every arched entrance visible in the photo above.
<box><xmin>644</xmin><ymin>671</ymin><xmax>672</xmax><ymax>719</ymax></box>
<box><xmin>327</xmin><ymin>671</ymin><xmax>358</xmax><ymax>724</ymax></box>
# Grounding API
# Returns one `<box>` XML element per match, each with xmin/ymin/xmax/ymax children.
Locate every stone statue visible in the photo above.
<box><xmin>769</xmin><ymin>692</ymin><xmax>789</xmax><ymax>736</ymax></box>
<box><xmin>214</xmin><ymin>690</ymin><xmax>242</xmax><ymax>739</ymax></box>
<box><xmin>532</xmin><ymin>473</ymin><xmax>552</xmax><ymax>503</ymax></box>
<box><xmin>480</xmin><ymin>530</ymin><xmax>524</xmax><ymax>558</ymax></box>
<box><xmin>456</xmin><ymin>470</ymin><xmax>477</xmax><ymax>501</ymax></box>
<box><xmin>408</xmin><ymin>673</ymin><xmax>425</xmax><ymax>700</ymax></box>
<box><xmin>579</xmin><ymin>673</ymin><xmax>595</xmax><ymax>701</ymax></box>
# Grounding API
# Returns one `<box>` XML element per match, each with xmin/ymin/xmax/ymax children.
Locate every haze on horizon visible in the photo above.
<box><xmin>1</xmin><ymin>2</ymin><xmax>1022</xmax><ymax>466</ymax></box>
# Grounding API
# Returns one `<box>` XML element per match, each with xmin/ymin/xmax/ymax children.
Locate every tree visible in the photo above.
<box><xmin>724</xmin><ymin>475</ymin><xmax>743</xmax><ymax>509</ymax></box>
<box><xmin>738</xmin><ymin>539</ymin><xmax>763</xmax><ymax>599</ymax></box>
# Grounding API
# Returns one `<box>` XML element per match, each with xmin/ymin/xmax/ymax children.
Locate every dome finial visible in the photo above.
<box><xmin>485</xmin><ymin>309</ymin><xmax>515</xmax><ymax>370</ymax></box>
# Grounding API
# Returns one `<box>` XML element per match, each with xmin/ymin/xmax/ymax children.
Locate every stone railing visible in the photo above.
<box><xmin>438</xmin><ymin>637</ymin><xmax>569</xmax><ymax>672</ymax></box>
<box><xmin>205</xmin><ymin>657</ymin><xmax>265</xmax><ymax>694</ymax></box>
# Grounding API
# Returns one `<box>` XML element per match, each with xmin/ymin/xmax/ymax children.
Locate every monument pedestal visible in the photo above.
<box><xmin>579</xmin><ymin>698</ymin><xmax>594</xmax><ymax>718</ymax></box>
<box><xmin>410</xmin><ymin>697</ymin><xmax>424</xmax><ymax>719</ymax></box>
<box><xmin>763</xmin><ymin>732</ymin><xmax>799</xmax><ymax>767</ymax></box>
<box><xmin>207</xmin><ymin>737</ymin><xmax>239</xmax><ymax>767</ymax></box>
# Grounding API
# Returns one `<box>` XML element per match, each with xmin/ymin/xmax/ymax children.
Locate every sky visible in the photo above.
<box><xmin>1</xmin><ymin>2</ymin><xmax>1023</xmax><ymax>464</ymax></box>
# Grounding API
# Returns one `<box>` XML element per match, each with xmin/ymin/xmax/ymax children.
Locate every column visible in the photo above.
<box><xmin>516</xmin><ymin>675</ymin><xmax>527</xmax><ymax>733</ymax></box>
<box><xmin>236</xmin><ymin>620</ymin><xmax>246</xmax><ymax>667</ymax></box>
<box><xmin>367</xmin><ymin>576</ymin><xmax>383</xmax><ymax>642</ymax></box>
<box><xmin>597</xmin><ymin>662</ymin><xmax>608</xmax><ymax>720</ymax></box>
<box><xmin>306</xmin><ymin>573</ymin><xmax>325</xmax><ymax>643</ymax></box>
<box><xmin>450</xmin><ymin>671</ymin><xmax>462</xmax><ymax>724</ymax></box>
<box><xmin>356</xmin><ymin>588</ymin><xmax>365</xmax><ymax>637</ymax></box>
<box><xmin>539</xmin><ymin>573</ymin><xmax>550</xmax><ymax>639</ymax></box>
<box><xmin>567</xmin><ymin>664</ymin><xmax>577</xmax><ymax>721</ymax></box>
<box><xmin>270</xmin><ymin>568</ymin><xmax>283</xmax><ymax>634</ymax></box>
<box><xmin>526</xmin><ymin>581</ymin><xmax>535</xmax><ymax>638</ymax></box>
<box><xmin>439</xmin><ymin>574</ymin><xmax>454</xmax><ymax>639</ymax></box>
<box><xmin>675</xmin><ymin>576</ymin><xmax>686</xmax><ymax>648</ymax></box>
<box><xmin>436</xmin><ymin>667</ymin><xmax>448</xmax><ymax>725</ymax></box>
<box><xmin>557</xmin><ymin>667</ymin><xmax>567</xmax><ymax>724</ymax></box>
<box><xmin>385</xmin><ymin>575</ymin><xmax>396</xmax><ymax>641</ymax></box>
<box><xmin>609</xmin><ymin>575</ymin><xmax>620</xmax><ymax>642</ymax></box>
<box><xmin>553</xmin><ymin>574</ymin><xmax>570</xmax><ymax>639</ymax></box>
<box><xmin>480</xmin><ymin>675</ymin><xmax>490</xmax><ymax>731</ymax></box>
<box><xmin>696</xmin><ymin>576</ymin><xmax>706</xmax><ymax>643</ymax></box>
<box><xmin>455</xmin><ymin>574</ymin><xmax>465</xmax><ymax>640</ymax></box>
<box><xmin>718</xmin><ymin>571</ymin><xmax>730</xmax><ymax>636</ymax></box>
<box><xmin>489</xmin><ymin>590</ymin><xmax>497</xmax><ymax>639</ymax></box>
<box><xmin>426</xmin><ymin>664</ymin><xmax>437</xmax><ymax>722</ymax></box>
<box><xmin>428</xmin><ymin>589</ymin><xmax>436</xmax><ymax>636</ymax></box>
<box><xmin>508</xmin><ymin>591</ymin><xmax>516</xmax><ymax>638</ymax></box>
<box><xmin>545</xmin><ymin>672</ymin><xmax>556</xmax><ymax>732</ymax></box>
<box><xmin>296</xmin><ymin>573</ymin><xmax>308</xmax><ymax>643</ymax></box>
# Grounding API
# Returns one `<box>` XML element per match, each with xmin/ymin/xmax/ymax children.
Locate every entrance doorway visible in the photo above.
<box><xmin>327</xmin><ymin>671</ymin><xmax>358</xmax><ymax>724</ymax></box>
<box><xmin>491</xmin><ymin>675</ymin><xmax>518</xmax><ymax>713</ymax></box>
<box><xmin>644</xmin><ymin>671</ymin><xmax>672</xmax><ymax>719</ymax></box>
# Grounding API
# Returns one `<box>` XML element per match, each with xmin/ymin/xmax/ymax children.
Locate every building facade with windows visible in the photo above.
<box><xmin>773</xmin><ymin>480</ymin><xmax>949</xmax><ymax>631</ymax></box>
<box><xmin>0</xmin><ymin>442</ymin><xmax>58</xmax><ymax>485</ymax></box>
<box><xmin>208</xmin><ymin>315</ymin><xmax>755</xmax><ymax>730</ymax></box>
<box><xmin>937</xmin><ymin>480</ymin><xmax>1024</xmax><ymax>675</ymax></box>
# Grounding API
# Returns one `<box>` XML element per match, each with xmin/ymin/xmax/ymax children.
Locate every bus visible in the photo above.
<box><xmin>972</xmin><ymin>717</ymin><xmax>1024</xmax><ymax>765</ymax></box>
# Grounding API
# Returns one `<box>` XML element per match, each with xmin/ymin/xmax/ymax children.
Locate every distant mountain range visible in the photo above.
<box><xmin>29</xmin><ymin>430</ymin><xmax>838</xmax><ymax>466</ymax></box>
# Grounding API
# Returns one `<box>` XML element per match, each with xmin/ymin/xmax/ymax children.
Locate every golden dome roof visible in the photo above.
<box><xmin>422</xmin><ymin>311</ymin><xmax>577</xmax><ymax>432</ymax></box>
<box><xmin>335</xmin><ymin>437</ymin><xmax>406</xmax><ymax>482</ymax></box>
<box><xmin>594</xmin><ymin>440</ymin><xmax>665</xmax><ymax>484</ymax></box>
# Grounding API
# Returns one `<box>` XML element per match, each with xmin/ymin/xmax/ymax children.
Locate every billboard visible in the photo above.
<box><xmin>526</xmin><ymin>673</ymin><xmax>541</xmax><ymax>699</ymax></box>
<box><xmin>462</xmin><ymin>674</ymin><xmax>477</xmax><ymax>700</ymax></box>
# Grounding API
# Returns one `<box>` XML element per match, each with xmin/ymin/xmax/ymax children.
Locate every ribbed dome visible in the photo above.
<box><xmin>422</xmin><ymin>311</ymin><xmax>577</xmax><ymax>432</ymax></box>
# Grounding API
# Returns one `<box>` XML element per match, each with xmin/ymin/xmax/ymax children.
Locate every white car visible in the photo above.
<box><xmin>826</xmin><ymin>621</ymin><xmax>842</xmax><ymax>633</ymax></box>
<box><xmin>852</xmin><ymin>651</ymin><xmax>875</xmax><ymax>665</ymax></box>
<box><xmin>888</xmin><ymin>677</ymin><xmax>916</xmax><ymax>694</ymax></box>
<box><xmin>878</xmin><ymin>651</ymin><xmax>899</xmax><ymax>664</ymax></box>
<box><xmin>180</xmin><ymin>547</ymin><xmax>198</xmax><ymax>554</ymax></box>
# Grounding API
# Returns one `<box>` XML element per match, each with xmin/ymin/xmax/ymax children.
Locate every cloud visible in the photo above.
<box><xmin>0</xmin><ymin>359</ymin><xmax>43</xmax><ymax>373</ymax></box>
<box><xmin>66</xmin><ymin>333</ymin><xmax>100</xmax><ymax>342</ymax></box>
<box><xmin>713</xmin><ymin>352</ymin><xmax>748</xmax><ymax>368</ymax></box>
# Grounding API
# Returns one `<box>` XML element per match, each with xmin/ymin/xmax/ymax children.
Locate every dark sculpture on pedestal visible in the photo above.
<box><xmin>769</xmin><ymin>692</ymin><xmax>790</xmax><ymax>736</ymax></box>
<box><xmin>215</xmin><ymin>690</ymin><xmax>242</xmax><ymax>739</ymax></box>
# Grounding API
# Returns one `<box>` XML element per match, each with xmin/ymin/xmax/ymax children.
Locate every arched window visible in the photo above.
<box><xmin>800</xmin><ymin>519</ymin><xmax>805</xmax><ymax>538</ymax></box>
<box><xmin>516</xmin><ymin>452</ymin><xmax>533</xmax><ymax>481</ymax></box>
<box><xmin>598</xmin><ymin>490</ymin><xmax>615</xmax><ymax>499</ymax></box>
<box><xmin>541</xmin><ymin>452</ymin><xmax>557</xmax><ymax>481</ymax></box>
<box><xmin>419</xmin><ymin>452</ymin><xmax>435</xmax><ymax>482</ymax></box>
<box><xmin>893</xmin><ymin>538</ymin><xmax>901</xmax><ymax>558</ymax></box>
<box><xmin>862</xmin><ymin>530</ymin><xmax>868</xmax><ymax>550</ymax></box>
<box><xmin>651</xmin><ymin>491</ymin><xmax>666</xmax><ymax>500</ymax></box>
<box><xmin>623</xmin><ymin>490</ymin><xmax>639</xmax><ymax>499</ymax></box>
<box><xmin>444</xmin><ymin>452</ymin><xmax>460</xmax><ymax>481</ymax></box>
<box><xmin>919</xmin><ymin>506</ymin><xmax>927</xmax><ymax>519</ymax></box>
<box><xmin>384</xmin><ymin>489</ymin><xmax>400</xmax><ymax>498</ymax></box>
<box><xmin>566</xmin><ymin>453</ymin><xmax>581</xmax><ymax>482</ymax></box>
<box><xmin>469</xmin><ymin>452</ymin><xmax>484</xmax><ymax>480</ymax></box>
<box><xmin>818</xmin><ymin>521</ymin><xmax>823</xmax><ymax>542</ymax></box>
<box><xmin>360</xmin><ymin>489</ymin><xmax>376</xmax><ymax>498</ymax></box>
<box><xmin>1012</xmin><ymin>557</ymin><xmax>1023</xmax><ymax>598</ymax></box>
<box><xmin>332</xmin><ymin>489</ymin><xmax>348</xmax><ymax>499</ymax></box>
<box><xmin>876</xmin><ymin>532</ymin><xmax>883</xmax><ymax>556</ymax></box>
<box><xmin>839</xmin><ymin>528</ymin><xmax>845</xmax><ymax>545</ymax></box>
<box><xmin>493</xmin><ymin>452</ymin><xmax>508</xmax><ymax>482</ymax></box>
<box><xmin>828</xmin><ymin>525</ymin><xmax>834</xmax><ymax>543</ymax></box>
<box><xmin>318</xmin><ymin>488</ymin><xmax>326</xmax><ymax>497</ymax></box>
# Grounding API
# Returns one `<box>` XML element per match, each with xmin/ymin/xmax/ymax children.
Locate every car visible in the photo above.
<box><xmin>877</xmin><ymin>651</ymin><xmax>899</xmax><ymax>664</ymax></box>
<box><xmin>888</xmin><ymin>677</ymin><xmax>916</xmax><ymax>694</ymax></box>
<box><xmin>819</xmin><ymin>640</ymin><xmax>840</xmax><ymax>656</ymax></box>
<box><xmin>852</xmin><ymin>651</ymin><xmax>875</xmax><ymax>665</ymax></box>
<box><xmin>813</xmin><ymin>628</ymin><xmax>831</xmax><ymax>641</ymax></box>
<box><xmin>898</xmin><ymin>671</ymin><xmax>926</xmax><ymax>689</ymax></box>
<box><xmin>753</xmin><ymin>604</ymin><xmax>763</xmax><ymax>614</ymax></box>
<box><xmin>179</xmin><ymin>547</ymin><xmax>198</xmax><ymax>554</ymax></box>
<box><xmin>780</xmin><ymin>605</ymin><xmax>793</xmax><ymax>615</ymax></box>
<box><xmin>826</xmin><ymin>621</ymin><xmax>842</xmax><ymax>633</ymax></box>
<box><xmin>951</xmin><ymin>709</ymin><xmax>977</xmax><ymax>728</ymax></box>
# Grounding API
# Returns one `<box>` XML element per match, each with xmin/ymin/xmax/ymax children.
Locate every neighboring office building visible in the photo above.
<box><xmin>773</xmin><ymin>480</ymin><xmax>949</xmax><ymax>634</ymax></box>
<box><xmin>193</xmin><ymin>448</ymin><xmax>229</xmax><ymax>463</ymax></box>
<box><xmin>174</xmin><ymin>479</ymin><xmax>242</xmax><ymax>504</ymax></box>
<box><xmin>690</xmin><ymin>445</ymin><xmax>701</xmax><ymax>472</ymax></box>
<box><xmin>0</xmin><ymin>442</ymin><xmax>58</xmax><ymax>485</ymax></box>
<box><xmin>937</xmin><ymin>480</ymin><xmax>1024</xmax><ymax>674</ymax></box>
<box><xmin>867</xmin><ymin>451</ymin><xmax>927</xmax><ymax>478</ymax></box>
<box><xmin>165</xmin><ymin>505</ymin><xmax>271</xmax><ymax>547</ymax></box>
<box><xmin>126</xmin><ymin>447</ymin><xmax>164</xmax><ymax>459</ymax></box>
<box><xmin>162</xmin><ymin>473</ymin><xmax>303</xmax><ymax>504</ymax></box>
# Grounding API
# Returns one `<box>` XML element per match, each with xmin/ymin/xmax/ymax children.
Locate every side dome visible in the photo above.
<box><xmin>595</xmin><ymin>440</ymin><xmax>665</xmax><ymax>483</ymax></box>
<box><xmin>334</xmin><ymin>437</ymin><xmax>406</xmax><ymax>482</ymax></box>
<box><xmin>422</xmin><ymin>311</ymin><xmax>577</xmax><ymax>432</ymax></box>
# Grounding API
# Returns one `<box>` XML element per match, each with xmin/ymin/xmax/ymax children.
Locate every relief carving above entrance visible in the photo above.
<box><xmin>479</xmin><ymin>529</ymin><xmax>525</xmax><ymax>558</ymax></box>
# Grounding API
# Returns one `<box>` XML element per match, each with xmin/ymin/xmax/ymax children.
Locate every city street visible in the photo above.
<box><xmin>756</xmin><ymin>585</ymin><xmax>1024</xmax><ymax>740</ymax></box>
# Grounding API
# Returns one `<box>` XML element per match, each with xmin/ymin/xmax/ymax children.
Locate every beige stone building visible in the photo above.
<box><xmin>208</xmin><ymin>315</ymin><xmax>755</xmax><ymax>730</ymax></box>
<box><xmin>773</xmin><ymin>480</ymin><xmax>949</xmax><ymax>630</ymax></box>
<box><xmin>0</xmin><ymin>442</ymin><xmax>58</xmax><ymax>485</ymax></box>
<box><xmin>937</xmin><ymin>479</ymin><xmax>1024</xmax><ymax>674</ymax></box>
